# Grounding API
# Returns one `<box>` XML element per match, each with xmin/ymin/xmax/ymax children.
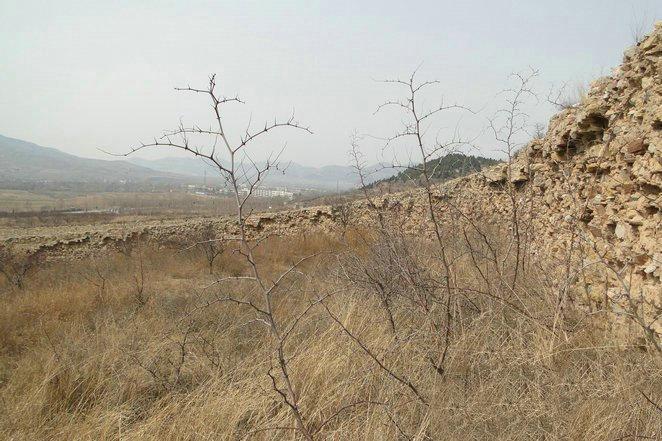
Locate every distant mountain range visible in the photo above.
<box><xmin>128</xmin><ymin>157</ymin><xmax>398</xmax><ymax>190</ymax></box>
<box><xmin>0</xmin><ymin>134</ymin><xmax>398</xmax><ymax>191</ymax></box>
<box><xmin>0</xmin><ymin>134</ymin><xmax>183</xmax><ymax>185</ymax></box>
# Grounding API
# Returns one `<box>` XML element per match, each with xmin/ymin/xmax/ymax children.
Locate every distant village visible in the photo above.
<box><xmin>184</xmin><ymin>183</ymin><xmax>324</xmax><ymax>200</ymax></box>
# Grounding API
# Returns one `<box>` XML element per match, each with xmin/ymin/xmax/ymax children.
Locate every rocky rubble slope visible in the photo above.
<box><xmin>464</xmin><ymin>23</ymin><xmax>661</xmax><ymax>304</ymax></box>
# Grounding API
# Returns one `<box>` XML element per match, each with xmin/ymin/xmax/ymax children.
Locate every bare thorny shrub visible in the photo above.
<box><xmin>329</xmin><ymin>71</ymin><xmax>512</xmax><ymax>429</ymax></box>
<box><xmin>0</xmin><ymin>245</ymin><xmax>42</xmax><ymax>290</ymax></box>
<box><xmin>194</xmin><ymin>223</ymin><xmax>225</xmax><ymax>275</ymax></box>
<box><xmin>120</xmin><ymin>74</ymin><xmax>358</xmax><ymax>439</ymax></box>
<box><xmin>358</xmin><ymin>70</ymin><xmax>478</xmax><ymax>375</ymax></box>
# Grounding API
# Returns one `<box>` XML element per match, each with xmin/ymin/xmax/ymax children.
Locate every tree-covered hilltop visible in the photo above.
<box><xmin>375</xmin><ymin>153</ymin><xmax>500</xmax><ymax>185</ymax></box>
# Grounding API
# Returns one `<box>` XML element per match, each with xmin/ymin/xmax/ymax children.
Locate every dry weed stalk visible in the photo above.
<box><xmin>370</xmin><ymin>69</ymin><xmax>480</xmax><ymax>378</ymax></box>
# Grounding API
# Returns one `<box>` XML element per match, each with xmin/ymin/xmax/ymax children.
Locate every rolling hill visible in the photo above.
<box><xmin>371</xmin><ymin>153</ymin><xmax>500</xmax><ymax>186</ymax></box>
<box><xmin>0</xmin><ymin>134</ymin><xmax>182</xmax><ymax>185</ymax></box>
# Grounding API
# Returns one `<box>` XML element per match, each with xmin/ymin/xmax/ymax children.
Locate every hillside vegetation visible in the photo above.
<box><xmin>0</xmin><ymin>135</ymin><xmax>182</xmax><ymax>185</ymax></box>
<box><xmin>375</xmin><ymin>153</ymin><xmax>500</xmax><ymax>185</ymax></box>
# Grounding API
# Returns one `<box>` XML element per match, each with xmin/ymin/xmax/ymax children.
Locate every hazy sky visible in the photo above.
<box><xmin>1</xmin><ymin>0</ymin><xmax>659</xmax><ymax>166</ymax></box>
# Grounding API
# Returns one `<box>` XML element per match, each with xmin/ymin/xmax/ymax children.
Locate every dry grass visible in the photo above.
<box><xmin>0</xmin><ymin>230</ymin><xmax>660</xmax><ymax>440</ymax></box>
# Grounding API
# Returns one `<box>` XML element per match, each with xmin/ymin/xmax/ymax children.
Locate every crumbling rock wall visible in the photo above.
<box><xmin>445</xmin><ymin>23</ymin><xmax>661</xmax><ymax>304</ymax></box>
<box><xmin>0</xmin><ymin>206</ymin><xmax>341</xmax><ymax>260</ymax></box>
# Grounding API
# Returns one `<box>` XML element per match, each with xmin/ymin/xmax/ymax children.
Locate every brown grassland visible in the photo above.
<box><xmin>1</xmin><ymin>227</ymin><xmax>660</xmax><ymax>440</ymax></box>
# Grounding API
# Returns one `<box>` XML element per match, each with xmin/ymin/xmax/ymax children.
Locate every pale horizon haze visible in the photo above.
<box><xmin>1</xmin><ymin>0</ymin><xmax>660</xmax><ymax>167</ymax></box>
